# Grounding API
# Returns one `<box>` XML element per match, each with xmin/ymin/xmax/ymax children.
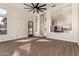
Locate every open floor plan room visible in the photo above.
<box><xmin>0</xmin><ymin>3</ymin><xmax>79</xmax><ymax>56</ymax></box>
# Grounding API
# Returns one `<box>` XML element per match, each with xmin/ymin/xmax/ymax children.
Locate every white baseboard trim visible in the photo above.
<box><xmin>0</xmin><ymin>37</ymin><xmax>27</xmax><ymax>43</ymax></box>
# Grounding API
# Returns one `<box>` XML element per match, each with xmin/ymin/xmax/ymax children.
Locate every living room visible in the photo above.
<box><xmin>0</xmin><ymin>3</ymin><xmax>79</xmax><ymax>56</ymax></box>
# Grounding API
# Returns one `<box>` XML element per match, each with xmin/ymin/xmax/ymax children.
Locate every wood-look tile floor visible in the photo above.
<box><xmin>0</xmin><ymin>37</ymin><xmax>79</xmax><ymax>56</ymax></box>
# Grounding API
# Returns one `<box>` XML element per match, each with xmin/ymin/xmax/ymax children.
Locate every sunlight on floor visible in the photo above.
<box><xmin>12</xmin><ymin>43</ymin><xmax>31</xmax><ymax>56</ymax></box>
<box><xmin>36</xmin><ymin>39</ymin><xmax>51</xmax><ymax>42</ymax></box>
<box><xmin>15</xmin><ymin>38</ymin><xmax>37</xmax><ymax>42</ymax></box>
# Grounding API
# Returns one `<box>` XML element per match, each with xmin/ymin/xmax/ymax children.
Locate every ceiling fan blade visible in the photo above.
<box><xmin>36</xmin><ymin>3</ymin><xmax>39</xmax><ymax>7</ymax></box>
<box><xmin>28</xmin><ymin>9</ymin><xmax>33</xmax><ymax>12</ymax></box>
<box><xmin>38</xmin><ymin>9</ymin><xmax>43</xmax><ymax>12</ymax></box>
<box><xmin>24</xmin><ymin>3</ymin><xmax>33</xmax><ymax>8</ymax></box>
<box><xmin>31</xmin><ymin>3</ymin><xmax>35</xmax><ymax>7</ymax></box>
<box><xmin>33</xmin><ymin>10</ymin><xmax>35</xmax><ymax>13</ymax></box>
<box><xmin>24</xmin><ymin>8</ymin><xmax>32</xmax><ymax>9</ymax></box>
<box><xmin>52</xmin><ymin>4</ymin><xmax>56</xmax><ymax>7</ymax></box>
<box><xmin>40</xmin><ymin>8</ymin><xmax>47</xmax><ymax>10</ymax></box>
<box><xmin>36</xmin><ymin>10</ymin><xmax>39</xmax><ymax>13</ymax></box>
<box><xmin>38</xmin><ymin>4</ymin><xmax>47</xmax><ymax>8</ymax></box>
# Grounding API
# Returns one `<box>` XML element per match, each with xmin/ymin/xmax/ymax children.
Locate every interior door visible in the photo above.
<box><xmin>28</xmin><ymin>21</ymin><xmax>33</xmax><ymax>37</ymax></box>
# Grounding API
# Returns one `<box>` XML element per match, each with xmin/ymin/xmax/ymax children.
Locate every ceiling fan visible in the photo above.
<box><xmin>24</xmin><ymin>3</ymin><xmax>47</xmax><ymax>13</ymax></box>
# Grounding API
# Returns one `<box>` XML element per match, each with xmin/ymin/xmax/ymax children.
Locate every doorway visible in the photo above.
<box><xmin>28</xmin><ymin>21</ymin><xmax>33</xmax><ymax>37</ymax></box>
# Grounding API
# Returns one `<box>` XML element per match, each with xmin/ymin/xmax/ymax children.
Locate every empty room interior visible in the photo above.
<box><xmin>0</xmin><ymin>3</ymin><xmax>79</xmax><ymax>56</ymax></box>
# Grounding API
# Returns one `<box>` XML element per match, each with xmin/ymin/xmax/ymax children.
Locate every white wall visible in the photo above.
<box><xmin>0</xmin><ymin>3</ymin><xmax>33</xmax><ymax>42</ymax></box>
<box><xmin>32</xmin><ymin>3</ymin><xmax>79</xmax><ymax>43</ymax></box>
<box><xmin>46</xmin><ymin>4</ymin><xmax>78</xmax><ymax>43</ymax></box>
<box><xmin>78</xmin><ymin>4</ymin><xmax>79</xmax><ymax>45</ymax></box>
<box><xmin>33</xmin><ymin>14</ymin><xmax>41</xmax><ymax>36</ymax></box>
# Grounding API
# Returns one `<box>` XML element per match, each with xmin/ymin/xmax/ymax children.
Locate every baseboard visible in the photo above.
<box><xmin>32</xmin><ymin>36</ymin><xmax>46</xmax><ymax>38</ymax></box>
<box><xmin>46</xmin><ymin>37</ymin><xmax>77</xmax><ymax>44</ymax></box>
<box><xmin>0</xmin><ymin>37</ymin><xmax>28</xmax><ymax>43</ymax></box>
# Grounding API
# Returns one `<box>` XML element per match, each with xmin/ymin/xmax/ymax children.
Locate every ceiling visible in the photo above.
<box><xmin>0</xmin><ymin>3</ymin><xmax>72</xmax><ymax>13</ymax></box>
<box><xmin>51</xmin><ymin>3</ymin><xmax>72</xmax><ymax>20</ymax></box>
<box><xmin>0</xmin><ymin>3</ymin><xmax>72</xmax><ymax>9</ymax></box>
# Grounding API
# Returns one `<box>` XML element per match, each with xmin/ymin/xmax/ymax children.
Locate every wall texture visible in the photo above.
<box><xmin>46</xmin><ymin>4</ymin><xmax>78</xmax><ymax>42</ymax></box>
<box><xmin>0</xmin><ymin>3</ymin><xmax>33</xmax><ymax>42</ymax></box>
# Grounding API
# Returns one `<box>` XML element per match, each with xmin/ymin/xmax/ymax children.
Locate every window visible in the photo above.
<box><xmin>0</xmin><ymin>8</ymin><xmax>7</xmax><ymax>35</ymax></box>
